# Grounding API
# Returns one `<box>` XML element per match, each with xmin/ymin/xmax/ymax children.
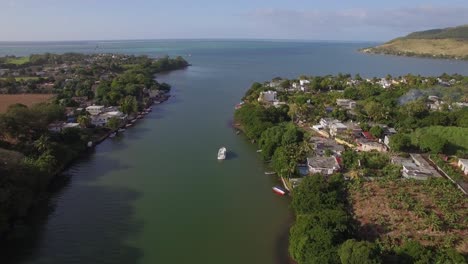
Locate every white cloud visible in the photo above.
<box><xmin>243</xmin><ymin>6</ymin><xmax>468</xmax><ymax>40</ymax></box>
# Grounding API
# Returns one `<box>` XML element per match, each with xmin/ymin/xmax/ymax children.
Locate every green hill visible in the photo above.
<box><xmin>361</xmin><ymin>25</ymin><xmax>468</xmax><ymax>60</ymax></box>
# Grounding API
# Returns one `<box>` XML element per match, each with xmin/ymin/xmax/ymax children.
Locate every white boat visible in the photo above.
<box><xmin>217</xmin><ymin>147</ymin><xmax>227</xmax><ymax>160</ymax></box>
<box><xmin>118</xmin><ymin>128</ymin><xmax>126</xmax><ymax>133</ymax></box>
<box><xmin>109</xmin><ymin>132</ymin><xmax>116</xmax><ymax>138</ymax></box>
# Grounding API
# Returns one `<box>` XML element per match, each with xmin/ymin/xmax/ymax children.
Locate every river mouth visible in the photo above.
<box><xmin>2</xmin><ymin>40</ymin><xmax>468</xmax><ymax>264</ymax></box>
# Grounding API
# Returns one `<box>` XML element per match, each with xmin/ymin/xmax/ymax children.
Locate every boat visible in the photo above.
<box><xmin>217</xmin><ymin>147</ymin><xmax>227</xmax><ymax>160</ymax></box>
<box><xmin>272</xmin><ymin>186</ymin><xmax>287</xmax><ymax>196</ymax></box>
<box><xmin>236</xmin><ymin>130</ymin><xmax>240</xmax><ymax>135</ymax></box>
<box><xmin>125</xmin><ymin>123</ymin><xmax>133</xmax><ymax>128</ymax></box>
<box><xmin>265</xmin><ymin>171</ymin><xmax>276</xmax><ymax>175</ymax></box>
<box><xmin>109</xmin><ymin>132</ymin><xmax>116</xmax><ymax>138</ymax></box>
<box><xmin>118</xmin><ymin>128</ymin><xmax>126</xmax><ymax>133</ymax></box>
<box><xmin>256</xmin><ymin>149</ymin><xmax>262</xmax><ymax>153</ymax></box>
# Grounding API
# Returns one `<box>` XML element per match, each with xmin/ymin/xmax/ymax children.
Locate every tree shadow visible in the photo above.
<box><xmin>1</xmin><ymin>156</ymin><xmax>143</xmax><ymax>264</ymax></box>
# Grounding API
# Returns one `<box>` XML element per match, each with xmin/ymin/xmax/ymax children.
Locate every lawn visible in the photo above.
<box><xmin>0</xmin><ymin>94</ymin><xmax>55</xmax><ymax>113</ymax></box>
<box><xmin>5</xmin><ymin>56</ymin><xmax>30</xmax><ymax>65</ymax></box>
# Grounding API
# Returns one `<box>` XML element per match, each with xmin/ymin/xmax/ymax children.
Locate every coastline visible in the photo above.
<box><xmin>0</xmin><ymin>89</ymin><xmax>173</xmax><ymax>239</ymax></box>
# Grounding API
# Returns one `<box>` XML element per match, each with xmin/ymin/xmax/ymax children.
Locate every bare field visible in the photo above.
<box><xmin>350</xmin><ymin>180</ymin><xmax>468</xmax><ymax>253</ymax></box>
<box><xmin>0</xmin><ymin>94</ymin><xmax>55</xmax><ymax>113</ymax></box>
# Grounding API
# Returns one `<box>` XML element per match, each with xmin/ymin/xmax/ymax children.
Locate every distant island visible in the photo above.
<box><xmin>361</xmin><ymin>25</ymin><xmax>468</xmax><ymax>60</ymax></box>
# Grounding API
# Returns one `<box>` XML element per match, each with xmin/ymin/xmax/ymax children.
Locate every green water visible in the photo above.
<box><xmin>2</xmin><ymin>40</ymin><xmax>468</xmax><ymax>264</ymax></box>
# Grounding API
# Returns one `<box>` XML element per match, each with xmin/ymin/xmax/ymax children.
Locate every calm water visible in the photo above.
<box><xmin>2</xmin><ymin>40</ymin><xmax>468</xmax><ymax>264</ymax></box>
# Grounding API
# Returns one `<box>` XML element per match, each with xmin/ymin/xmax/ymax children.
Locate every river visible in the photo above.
<box><xmin>2</xmin><ymin>40</ymin><xmax>468</xmax><ymax>264</ymax></box>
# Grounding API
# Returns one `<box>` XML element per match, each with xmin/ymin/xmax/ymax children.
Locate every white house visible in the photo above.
<box><xmin>458</xmin><ymin>159</ymin><xmax>468</xmax><ymax>175</ymax></box>
<box><xmin>336</xmin><ymin>99</ymin><xmax>357</xmax><ymax>110</ymax></box>
<box><xmin>86</xmin><ymin>105</ymin><xmax>105</xmax><ymax>116</ymax></box>
<box><xmin>91</xmin><ymin>111</ymin><xmax>126</xmax><ymax>127</ymax></box>
<box><xmin>258</xmin><ymin>91</ymin><xmax>277</xmax><ymax>103</ymax></box>
<box><xmin>329</xmin><ymin>122</ymin><xmax>348</xmax><ymax>137</ymax></box>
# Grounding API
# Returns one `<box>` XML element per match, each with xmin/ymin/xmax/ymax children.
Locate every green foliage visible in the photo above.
<box><xmin>338</xmin><ymin>239</ymin><xmax>381</xmax><ymax>264</ymax></box>
<box><xmin>106</xmin><ymin>117</ymin><xmax>121</xmax><ymax>131</ymax></box>
<box><xmin>289</xmin><ymin>175</ymin><xmax>352</xmax><ymax>264</ymax></box>
<box><xmin>389</xmin><ymin>133</ymin><xmax>412</xmax><ymax>152</ymax></box>
<box><xmin>234</xmin><ymin>104</ymin><xmax>289</xmax><ymax>140</ymax></box>
<box><xmin>369</xmin><ymin>126</ymin><xmax>384</xmax><ymax>138</ymax></box>
<box><xmin>120</xmin><ymin>95</ymin><xmax>138</xmax><ymax>114</ymax></box>
<box><xmin>410</xmin><ymin>126</ymin><xmax>468</xmax><ymax>155</ymax></box>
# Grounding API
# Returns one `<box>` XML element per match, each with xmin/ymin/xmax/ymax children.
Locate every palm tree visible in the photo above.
<box><xmin>34</xmin><ymin>135</ymin><xmax>50</xmax><ymax>152</ymax></box>
<box><xmin>77</xmin><ymin>115</ymin><xmax>91</xmax><ymax>128</ymax></box>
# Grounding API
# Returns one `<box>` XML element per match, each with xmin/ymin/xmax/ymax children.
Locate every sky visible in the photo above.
<box><xmin>0</xmin><ymin>0</ymin><xmax>467</xmax><ymax>41</ymax></box>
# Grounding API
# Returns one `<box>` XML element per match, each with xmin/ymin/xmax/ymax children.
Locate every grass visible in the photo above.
<box><xmin>5</xmin><ymin>56</ymin><xmax>30</xmax><ymax>65</ymax></box>
<box><xmin>0</xmin><ymin>94</ymin><xmax>55</xmax><ymax>113</ymax></box>
<box><xmin>349</xmin><ymin>178</ymin><xmax>468</xmax><ymax>253</ymax></box>
<box><xmin>363</xmin><ymin>39</ymin><xmax>468</xmax><ymax>60</ymax></box>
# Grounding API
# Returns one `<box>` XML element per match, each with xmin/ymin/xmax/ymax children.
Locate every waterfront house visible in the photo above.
<box><xmin>458</xmin><ymin>159</ymin><xmax>468</xmax><ymax>175</ymax></box>
<box><xmin>258</xmin><ymin>91</ymin><xmax>277</xmax><ymax>103</ymax></box>
<box><xmin>86</xmin><ymin>105</ymin><xmax>105</xmax><ymax>116</ymax></box>
<box><xmin>307</xmin><ymin>156</ymin><xmax>340</xmax><ymax>175</ymax></box>
<box><xmin>91</xmin><ymin>111</ymin><xmax>127</xmax><ymax>127</ymax></box>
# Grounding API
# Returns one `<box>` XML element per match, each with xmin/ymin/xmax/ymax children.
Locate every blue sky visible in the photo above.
<box><xmin>1</xmin><ymin>0</ymin><xmax>467</xmax><ymax>41</ymax></box>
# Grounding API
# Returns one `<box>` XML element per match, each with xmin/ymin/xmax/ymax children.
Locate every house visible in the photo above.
<box><xmin>258</xmin><ymin>91</ymin><xmax>277</xmax><ymax>103</ymax></box>
<box><xmin>377</xmin><ymin>78</ymin><xmax>391</xmax><ymax>89</ymax></box>
<box><xmin>336</xmin><ymin>99</ymin><xmax>357</xmax><ymax>110</ymax></box>
<box><xmin>357</xmin><ymin>139</ymin><xmax>387</xmax><ymax>152</ymax></box>
<box><xmin>458</xmin><ymin>159</ymin><xmax>468</xmax><ymax>175</ymax></box>
<box><xmin>91</xmin><ymin>111</ymin><xmax>126</xmax><ymax>127</ymax></box>
<box><xmin>48</xmin><ymin>122</ymin><xmax>80</xmax><ymax>132</ymax></box>
<box><xmin>86</xmin><ymin>105</ymin><xmax>105</xmax><ymax>116</ymax></box>
<box><xmin>307</xmin><ymin>156</ymin><xmax>340</xmax><ymax>175</ymax></box>
<box><xmin>299</xmin><ymin>79</ymin><xmax>310</xmax><ymax>91</ymax></box>
<box><xmin>393</xmin><ymin>154</ymin><xmax>442</xmax><ymax>180</ymax></box>
<box><xmin>309</xmin><ymin>137</ymin><xmax>345</xmax><ymax>156</ymax></box>
<box><xmin>329</xmin><ymin>122</ymin><xmax>348</xmax><ymax>137</ymax></box>
<box><xmin>0</xmin><ymin>69</ymin><xmax>9</xmax><ymax>76</ymax></box>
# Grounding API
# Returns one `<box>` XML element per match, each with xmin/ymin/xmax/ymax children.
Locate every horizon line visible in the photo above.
<box><xmin>0</xmin><ymin>37</ymin><xmax>382</xmax><ymax>44</ymax></box>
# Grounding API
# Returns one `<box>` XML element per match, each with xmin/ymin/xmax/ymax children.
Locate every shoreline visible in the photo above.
<box><xmin>0</xmin><ymin>90</ymin><xmax>172</xmax><ymax>240</ymax></box>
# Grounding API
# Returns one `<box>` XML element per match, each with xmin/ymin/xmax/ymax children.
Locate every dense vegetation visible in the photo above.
<box><xmin>235</xmin><ymin>74</ymin><xmax>468</xmax><ymax>263</ymax></box>
<box><xmin>403</xmin><ymin>25</ymin><xmax>468</xmax><ymax>40</ymax></box>
<box><xmin>0</xmin><ymin>53</ymin><xmax>189</xmax><ymax>237</ymax></box>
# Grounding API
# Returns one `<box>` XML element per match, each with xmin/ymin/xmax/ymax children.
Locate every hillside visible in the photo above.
<box><xmin>361</xmin><ymin>25</ymin><xmax>468</xmax><ymax>60</ymax></box>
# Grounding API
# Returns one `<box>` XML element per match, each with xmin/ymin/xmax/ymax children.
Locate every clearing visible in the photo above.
<box><xmin>0</xmin><ymin>94</ymin><xmax>55</xmax><ymax>113</ymax></box>
<box><xmin>349</xmin><ymin>178</ymin><xmax>468</xmax><ymax>254</ymax></box>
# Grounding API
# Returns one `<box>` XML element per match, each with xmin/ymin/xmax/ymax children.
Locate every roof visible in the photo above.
<box><xmin>362</xmin><ymin>131</ymin><xmax>375</xmax><ymax>140</ymax></box>
<box><xmin>307</xmin><ymin>156</ymin><xmax>340</xmax><ymax>169</ymax></box>
<box><xmin>459</xmin><ymin>159</ymin><xmax>468</xmax><ymax>166</ymax></box>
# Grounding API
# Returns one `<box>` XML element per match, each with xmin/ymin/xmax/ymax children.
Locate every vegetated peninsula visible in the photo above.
<box><xmin>0</xmin><ymin>53</ymin><xmax>189</xmax><ymax>237</ymax></box>
<box><xmin>361</xmin><ymin>25</ymin><xmax>468</xmax><ymax>60</ymax></box>
<box><xmin>234</xmin><ymin>74</ymin><xmax>468</xmax><ymax>263</ymax></box>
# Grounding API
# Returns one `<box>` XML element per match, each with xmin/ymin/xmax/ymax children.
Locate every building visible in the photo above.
<box><xmin>309</xmin><ymin>137</ymin><xmax>345</xmax><ymax>156</ymax></box>
<box><xmin>91</xmin><ymin>111</ymin><xmax>126</xmax><ymax>127</ymax></box>
<box><xmin>357</xmin><ymin>139</ymin><xmax>387</xmax><ymax>152</ymax></box>
<box><xmin>307</xmin><ymin>156</ymin><xmax>340</xmax><ymax>175</ymax></box>
<box><xmin>330</xmin><ymin>122</ymin><xmax>348</xmax><ymax>137</ymax></box>
<box><xmin>48</xmin><ymin>122</ymin><xmax>80</xmax><ymax>133</ymax></box>
<box><xmin>86</xmin><ymin>105</ymin><xmax>105</xmax><ymax>116</ymax></box>
<box><xmin>258</xmin><ymin>91</ymin><xmax>277</xmax><ymax>103</ymax></box>
<box><xmin>392</xmin><ymin>154</ymin><xmax>442</xmax><ymax>180</ymax></box>
<box><xmin>336</xmin><ymin>99</ymin><xmax>357</xmax><ymax>110</ymax></box>
<box><xmin>458</xmin><ymin>159</ymin><xmax>468</xmax><ymax>175</ymax></box>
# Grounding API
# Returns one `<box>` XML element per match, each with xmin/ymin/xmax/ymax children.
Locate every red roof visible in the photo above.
<box><xmin>362</xmin><ymin>131</ymin><xmax>375</xmax><ymax>140</ymax></box>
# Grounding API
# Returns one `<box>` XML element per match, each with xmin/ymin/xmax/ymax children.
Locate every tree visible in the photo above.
<box><xmin>34</xmin><ymin>135</ymin><xmax>50</xmax><ymax>153</ymax></box>
<box><xmin>120</xmin><ymin>96</ymin><xmax>138</xmax><ymax>115</ymax></box>
<box><xmin>396</xmin><ymin>240</ymin><xmax>432</xmax><ymax>264</ymax></box>
<box><xmin>259</xmin><ymin>125</ymin><xmax>285</xmax><ymax>160</ymax></box>
<box><xmin>106</xmin><ymin>117</ymin><xmax>121</xmax><ymax>131</ymax></box>
<box><xmin>369</xmin><ymin>126</ymin><xmax>383</xmax><ymax>139</ymax></box>
<box><xmin>338</xmin><ymin>239</ymin><xmax>381</xmax><ymax>264</ymax></box>
<box><xmin>77</xmin><ymin>115</ymin><xmax>91</xmax><ymax>128</ymax></box>
<box><xmin>418</xmin><ymin>134</ymin><xmax>447</xmax><ymax>154</ymax></box>
<box><xmin>389</xmin><ymin>133</ymin><xmax>412</xmax><ymax>152</ymax></box>
<box><xmin>271</xmin><ymin>146</ymin><xmax>296</xmax><ymax>177</ymax></box>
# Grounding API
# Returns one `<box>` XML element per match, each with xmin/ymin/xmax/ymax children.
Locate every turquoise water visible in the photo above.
<box><xmin>2</xmin><ymin>40</ymin><xmax>468</xmax><ymax>264</ymax></box>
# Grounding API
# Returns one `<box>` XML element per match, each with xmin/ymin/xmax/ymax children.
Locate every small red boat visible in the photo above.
<box><xmin>272</xmin><ymin>186</ymin><xmax>287</xmax><ymax>196</ymax></box>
